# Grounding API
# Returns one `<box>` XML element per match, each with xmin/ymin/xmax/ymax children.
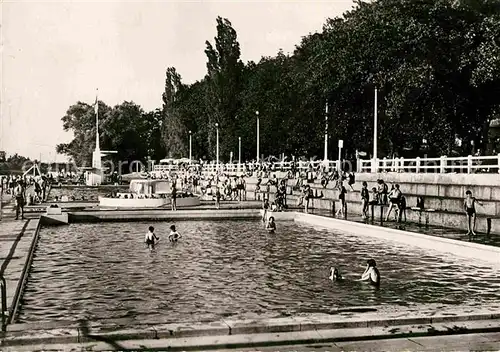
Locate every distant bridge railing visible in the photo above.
<box><xmin>200</xmin><ymin>160</ymin><xmax>339</xmax><ymax>176</ymax></box>
<box><xmin>358</xmin><ymin>154</ymin><xmax>500</xmax><ymax>174</ymax></box>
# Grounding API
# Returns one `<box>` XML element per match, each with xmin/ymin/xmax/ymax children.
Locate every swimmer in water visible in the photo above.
<box><xmin>266</xmin><ymin>216</ymin><xmax>276</xmax><ymax>233</ymax></box>
<box><xmin>329</xmin><ymin>267</ymin><xmax>343</xmax><ymax>282</ymax></box>
<box><xmin>144</xmin><ymin>226</ymin><xmax>159</xmax><ymax>250</ymax></box>
<box><xmin>168</xmin><ymin>225</ymin><xmax>182</xmax><ymax>242</ymax></box>
<box><xmin>360</xmin><ymin>259</ymin><xmax>380</xmax><ymax>287</ymax></box>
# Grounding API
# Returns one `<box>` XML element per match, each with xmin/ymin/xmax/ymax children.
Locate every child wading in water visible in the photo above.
<box><xmin>168</xmin><ymin>225</ymin><xmax>182</xmax><ymax>242</ymax></box>
<box><xmin>464</xmin><ymin>190</ymin><xmax>482</xmax><ymax>239</ymax></box>
<box><xmin>266</xmin><ymin>216</ymin><xmax>276</xmax><ymax>233</ymax></box>
<box><xmin>144</xmin><ymin>226</ymin><xmax>159</xmax><ymax>251</ymax></box>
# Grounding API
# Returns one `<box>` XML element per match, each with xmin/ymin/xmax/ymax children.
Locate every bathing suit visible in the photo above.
<box><xmin>145</xmin><ymin>232</ymin><xmax>158</xmax><ymax>246</ymax></box>
<box><xmin>267</xmin><ymin>222</ymin><xmax>276</xmax><ymax>232</ymax></box>
<box><xmin>465</xmin><ymin>198</ymin><xmax>476</xmax><ymax>216</ymax></box>
<box><xmin>369</xmin><ymin>267</ymin><xmax>380</xmax><ymax>287</ymax></box>
<box><xmin>169</xmin><ymin>231</ymin><xmax>180</xmax><ymax>242</ymax></box>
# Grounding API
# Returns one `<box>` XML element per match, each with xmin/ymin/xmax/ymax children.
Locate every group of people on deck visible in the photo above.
<box><xmin>360</xmin><ymin>179</ymin><xmax>407</xmax><ymax>222</ymax></box>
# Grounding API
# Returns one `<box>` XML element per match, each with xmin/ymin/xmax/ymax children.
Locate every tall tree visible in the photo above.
<box><xmin>56</xmin><ymin>101</ymin><xmax>112</xmax><ymax>166</ymax></box>
<box><xmin>162</xmin><ymin>67</ymin><xmax>188</xmax><ymax>158</ymax></box>
<box><xmin>204</xmin><ymin>17</ymin><xmax>245</xmax><ymax>161</ymax></box>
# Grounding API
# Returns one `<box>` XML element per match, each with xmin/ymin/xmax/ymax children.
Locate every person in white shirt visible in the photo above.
<box><xmin>168</xmin><ymin>225</ymin><xmax>182</xmax><ymax>242</ymax></box>
<box><xmin>144</xmin><ymin>226</ymin><xmax>159</xmax><ymax>250</ymax></box>
<box><xmin>14</xmin><ymin>181</ymin><xmax>25</xmax><ymax>220</ymax></box>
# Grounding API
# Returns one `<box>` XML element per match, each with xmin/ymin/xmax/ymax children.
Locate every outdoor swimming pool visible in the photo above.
<box><xmin>17</xmin><ymin>220</ymin><xmax>500</xmax><ymax>325</ymax></box>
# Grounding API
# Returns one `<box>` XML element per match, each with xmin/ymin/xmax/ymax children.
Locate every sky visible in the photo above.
<box><xmin>1</xmin><ymin>0</ymin><xmax>355</xmax><ymax>162</ymax></box>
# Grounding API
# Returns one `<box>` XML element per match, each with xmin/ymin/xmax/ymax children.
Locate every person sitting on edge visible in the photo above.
<box><xmin>464</xmin><ymin>190</ymin><xmax>483</xmax><ymax>238</ymax></box>
<box><xmin>168</xmin><ymin>225</ymin><xmax>182</xmax><ymax>242</ymax></box>
<box><xmin>144</xmin><ymin>226</ymin><xmax>159</xmax><ymax>250</ymax></box>
<box><xmin>360</xmin><ymin>259</ymin><xmax>380</xmax><ymax>287</ymax></box>
<box><xmin>266</xmin><ymin>216</ymin><xmax>276</xmax><ymax>233</ymax></box>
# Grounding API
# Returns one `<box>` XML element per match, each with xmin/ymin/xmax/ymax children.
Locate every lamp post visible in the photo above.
<box><xmin>238</xmin><ymin>137</ymin><xmax>242</xmax><ymax>173</ymax></box>
<box><xmin>189</xmin><ymin>130</ymin><xmax>192</xmax><ymax>164</ymax></box>
<box><xmin>324</xmin><ymin>102</ymin><xmax>328</xmax><ymax>162</ymax></box>
<box><xmin>215</xmin><ymin>123</ymin><xmax>219</xmax><ymax>172</ymax></box>
<box><xmin>256</xmin><ymin>110</ymin><xmax>260</xmax><ymax>163</ymax></box>
<box><xmin>372</xmin><ymin>88</ymin><xmax>378</xmax><ymax>173</ymax></box>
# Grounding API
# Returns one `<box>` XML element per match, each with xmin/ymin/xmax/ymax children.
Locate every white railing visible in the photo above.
<box><xmin>358</xmin><ymin>154</ymin><xmax>500</xmax><ymax>174</ymax></box>
<box><xmin>200</xmin><ymin>160</ymin><xmax>339</xmax><ymax>176</ymax></box>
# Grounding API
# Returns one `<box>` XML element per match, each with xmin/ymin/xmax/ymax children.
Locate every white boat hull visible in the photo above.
<box><xmin>98</xmin><ymin>196</ymin><xmax>201</xmax><ymax>208</ymax></box>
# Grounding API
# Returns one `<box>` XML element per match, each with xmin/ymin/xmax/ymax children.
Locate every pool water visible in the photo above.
<box><xmin>18</xmin><ymin>220</ymin><xmax>500</xmax><ymax>324</ymax></box>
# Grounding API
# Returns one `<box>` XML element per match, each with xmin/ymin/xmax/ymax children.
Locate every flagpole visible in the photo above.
<box><xmin>95</xmin><ymin>88</ymin><xmax>100</xmax><ymax>151</ymax></box>
<box><xmin>92</xmin><ymin>88</ymin><xmax>102</xmax><ymax>185</ymax></box>
<box><xmin>324</xmin><ymin>102</ymin><xmax>328</xmax><ymax>162</ymax></box>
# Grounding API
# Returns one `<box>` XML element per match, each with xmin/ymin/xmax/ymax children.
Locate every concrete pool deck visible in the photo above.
<box><xmin>1</xmin><ymin>305</ymin><xmax>500</xmax><ymax>350</ymax></box>
<box><xmin>0</xmin><ymin>218</ymin><xmax>39</xmax><ymax>324</ymax></box>
<box><xmin>3</xmin><ymin>332</ymin><xmax>500</xmax><ymax>351</ymax></box>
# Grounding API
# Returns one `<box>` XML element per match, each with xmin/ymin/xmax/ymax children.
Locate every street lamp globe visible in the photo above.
<box><xmin>255</xmin><ymin>111</ymin><xmax>259</xmax><ymax>116</ymax></box>
<box><xmin>215</xmin><ymin>123</ymin><xmax>219</xmax><ymax>127</ymax></box>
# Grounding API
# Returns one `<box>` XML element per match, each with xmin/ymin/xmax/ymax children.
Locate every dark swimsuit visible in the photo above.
<box><xmin>369</xmin><ymin>267</ymin><xmax>381</xmax><ymax>287</ymax></box>
<box><xmin>466</xmin><ymin>199</ymin><xmax>476</xmax><ymax>216</ymax></box>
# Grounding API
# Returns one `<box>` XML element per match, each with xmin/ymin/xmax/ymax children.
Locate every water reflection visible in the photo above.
<box><xmin>18</xmin><ymin>220</ymin><xmax>500</xmax><ymax>324</ymax></box>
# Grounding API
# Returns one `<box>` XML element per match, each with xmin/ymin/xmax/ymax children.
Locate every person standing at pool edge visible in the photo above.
<box><xmin>144</xmin><ymin>226</ymin><xmax>159</xmax><ymax>250</ymax></box>
<box><xmin>14</xmin><ymin>180</ymin><xmax>25</xmax><ymax>220</ymax></box>
<box><xmin>464</xmin><ymin>190</ymin><xmax>482</xmax><ymax>239</ymax></box>
<box><xmin>360</xmin><ymin>181</ymin><xmax>369</xmax><ymax>219</ymax></box>
<box><xmin>171</xmin><ymin>182</ymin><xmax>177</xmax><ymax>211</ymax></box>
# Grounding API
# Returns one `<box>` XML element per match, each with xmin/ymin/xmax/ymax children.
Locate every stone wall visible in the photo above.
<box><xmin>243</xmin><ymin>172</ymin><xmax>500</xmax><ymax>235</ymax></box>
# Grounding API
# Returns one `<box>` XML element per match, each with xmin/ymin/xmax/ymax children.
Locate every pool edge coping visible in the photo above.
<box><xmin>1</xmin><ymin>310</ymin><xmax>500</xmax><ymax>347</ymax></box>
<box><xmin>292</xmin><ymin>212</ymin><xmax>500</xmax><ymax>265</ymax></box>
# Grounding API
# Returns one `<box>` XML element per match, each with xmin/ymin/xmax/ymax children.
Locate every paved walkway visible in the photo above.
<box><xmin>206</xmin><ymin>332</ymin><xmax>500</xmax><ymax>351</ymax></box>
<box><xmin>2</xmin><ymin>330</ymin><xmax>500</xmax><ymax>351</ymax></box>
<box><xmin>0</xmin><ymin>203</ymin><xmax>38</xmax><ymax>323</ymax></box>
